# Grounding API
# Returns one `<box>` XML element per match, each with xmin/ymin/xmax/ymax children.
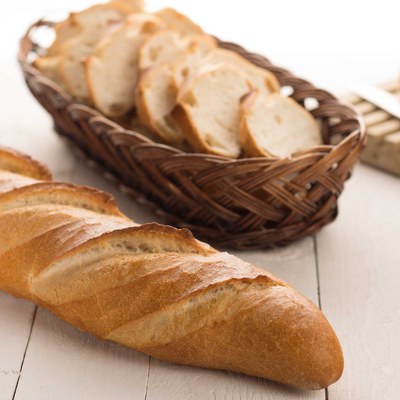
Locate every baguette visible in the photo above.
<box><xmin>86</xmin><ymin>14</ymin><xmax>165</xmax><ymax>117</ymax></box>
<box><xmin>239</xmin><ymin>91</ymin><xmax>322</xmax><ymax>158</ymax></box>
<box><xmin>0</xmin><ymin>147</ymin><xmax>343</xmax><ymax>390</ymax></box>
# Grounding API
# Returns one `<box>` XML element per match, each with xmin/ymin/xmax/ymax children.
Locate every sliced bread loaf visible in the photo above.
<box><xmin>86</xmin><ymin>14</ymin><xmax>165</xmax><ymax>117</ymax></box>
<box><xmin>172</xmin><ymin>65</ymin><xmax>252</xmax><ymax>158</ymax></box>
<box><xmin>239</xmin><ymin>90</ymin><xmax>322</xmax><ymax>158</ymax></box>
<box><xmin>154</xmin><ymin>8</ymin><xmax>204</xmax><ymax>36</ymax></box>
<box><xmin>58</xmin><ymin>3</ymin><xmax>143</xmax><ymax>102</ymax></box>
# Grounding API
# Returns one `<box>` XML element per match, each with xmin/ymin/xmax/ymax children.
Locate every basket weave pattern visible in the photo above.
<box><xmin>18</xmin><ymin>21</ymin><xmax>366</xmax><ymax>249</ymax></box>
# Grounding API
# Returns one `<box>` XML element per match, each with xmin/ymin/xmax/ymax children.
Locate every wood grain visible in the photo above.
<box><xmin>0</xmin><ymin>295</ymin><xmax>35</xmax><ymax>400</ymax></box>
<box><xmin>14</xmin><ymin>308</ymin><xmax>150</xmax><ymax>400</ymax></box>
<box><xmin>317</xmin><ymin>164</ymin><xmax>400</xmax><ymax>399</ymax></box>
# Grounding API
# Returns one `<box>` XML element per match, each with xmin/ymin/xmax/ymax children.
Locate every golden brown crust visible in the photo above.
<box><xmin>0</xmin><ymin>181</ymin><xmax>126</xmax><ymax>218</ymax></box>
<box><xmin>0</xmin><ymin>147</ymin><xmax>52</xmax><ymax>180</ymax></box>
<box><xmin>144</xmin><ymin>285</ymin><xmax>343</xmax><ymax>390</ymax></box>
<box><xmin>0</xmin><ymin>147</ymin><xmax>343</xmax><ymax>390</ymax></box>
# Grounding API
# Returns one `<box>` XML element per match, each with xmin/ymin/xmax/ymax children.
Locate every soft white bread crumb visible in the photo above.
<box><xmin>86</xmin><ymin>14</ymin><xmax>165</xmax><ymax>117</ymax></box>
<box><xmin>138</xmin><ymin>29</ymin><xmax>216</xmax><ymax>71</ymax></box>
<box><xmin>172</xmin><ymin>64</ymin><xmax>252</xmax><ymax>158</ymax></box>
<box><xmin>239</xmin><ymin>91</ymin><xmax>322</xmax><ymax>158</ymax></box>
<box><xmin>59</xmin><ymin>3</ymin><xmax>141</xmax><ymax>102</ymax></box>
<box><xmin>154</xmin><ymin>7</ymin><xmax>204</xmax><ymax>36</ymax></box>
<box><xmin>173</xmin><ymin>48</ymin><xmax>279</xmax><ymax>96</ymax></box>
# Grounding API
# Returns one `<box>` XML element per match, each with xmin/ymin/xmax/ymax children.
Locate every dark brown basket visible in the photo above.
<box><xmin>18</xmin><ymin>20</ymin><xmax>366</xmax><ymax>250</ymax></box>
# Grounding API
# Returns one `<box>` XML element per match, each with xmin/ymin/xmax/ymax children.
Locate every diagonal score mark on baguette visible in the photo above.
<box><xmin>0</xmin><ymin>146</ymin><xmax>344</xmax><ymax>390</ymax></box>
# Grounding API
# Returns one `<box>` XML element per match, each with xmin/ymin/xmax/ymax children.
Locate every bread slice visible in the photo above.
<box><xmin>174</xmin><ymin>48</ymin><xmax>280</xmax><ymax>96</ymax></box>
<box><xmin>38</xmin><ymin>0</ymin><xmax>144</xmax><ymax>93</ymax></box>
<box><xmin>136</xmin><ymin>63</ymin><xmax>183</xmax><ymax>143</ymax></box>
<box><xmin>58</xmin><ymin>3</ymin><xmax>143</xmax><ymax>102</ymax></box>
<box><xmin>33</xmin><ymin>56</ymin><xmax>64</xmax><ymax>86</ymax></box>
<box><xmin>172</xmin><ymin>65</ymin><xmax>252</xmax><ymax>158</ymax></box>
<box><xmin>239</xmin><ymin>90</ymin><xmax>322</xmax><ymax>158</ymax></box>
<box><xmin>86</xmin><ymin>14</ymin><xmax>165</xmax><ymax>117</ymax></box>
<box><xmin>154</xmin><ymin>8</ymin><xmax>204</xmax><ymax>36</ymax></box>
<box><xmin>48</xmin><ymin>0</ymin><xmax>144</xmax><ymax>56</ymax></box>
<box><xmin>47</xmin><ymin>20</ymin><xmax>81</xmax><ymax>57</ymax></box>
<box><xmin>136</xmin><ymin>32</ymin><xmax>215</xmax><ymax>143</ymax></box>
<box><xmin>138</xmin><ymin>29</ymin><xmax>216</xmax><ymax>71</ymax></box>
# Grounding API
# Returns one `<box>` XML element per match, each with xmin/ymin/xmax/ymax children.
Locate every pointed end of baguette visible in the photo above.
<box><xmin>0</xmin><ymin>147</ymin><xmax>52</xmax><ymax>181</ymax></box>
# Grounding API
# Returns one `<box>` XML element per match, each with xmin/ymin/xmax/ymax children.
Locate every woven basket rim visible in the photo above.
<box><xmin>18</xmin><ymin>19</ymin><xmax>366</xmax><ymax>166</ymax></box>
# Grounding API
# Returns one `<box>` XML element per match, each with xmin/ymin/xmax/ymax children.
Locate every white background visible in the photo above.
<box><xmin>2</xmin><ymin>0</ymin><xmax>400</xmax><ymax>89</ymax></box>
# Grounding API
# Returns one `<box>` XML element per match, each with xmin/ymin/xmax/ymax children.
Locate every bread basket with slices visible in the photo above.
<box><xmin>18</xmin><ymin>0</ymin><xmax>366</xmax><ymax>249</ymax></box>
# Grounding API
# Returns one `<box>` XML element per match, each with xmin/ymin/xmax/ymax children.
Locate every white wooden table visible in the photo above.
<box><xmin>1</xmin><ymin>1</ymin><xmax>400</xmax><ymax>399</ymax></box>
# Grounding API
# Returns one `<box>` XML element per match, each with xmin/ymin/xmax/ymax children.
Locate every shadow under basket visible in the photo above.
<box><xmin>18</xmin><ymin>20</ymin><xmax>366</xmax><ymax>250</ymax></box>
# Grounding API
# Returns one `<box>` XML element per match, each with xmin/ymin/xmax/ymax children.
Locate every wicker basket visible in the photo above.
<box><xmin>18</xmin><ymin>20</ymin><xmax>366</xmax><ymax>250</ymax></box>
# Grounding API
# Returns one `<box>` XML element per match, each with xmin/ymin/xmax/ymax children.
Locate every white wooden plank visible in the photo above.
<box><xmin>14</xmin><ymin>308</ymin><xmax>149</xmax><ymax>400</ymax></box>
<box><xmin>0</xmin><ymin>294</ymin><xmax>35</xmax><ymax>400</ymax></box>
<box><xmin>316</xmin><ymin>164</ymin><xmax>400</xmax><ymax>399</ymax></box>
<box><xmin>145</xmin><ymin>238</ymin><xmax>324</xmax><ymax>400</ymax></box>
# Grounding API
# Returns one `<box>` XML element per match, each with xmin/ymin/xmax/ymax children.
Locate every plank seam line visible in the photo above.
<box><xmin>143</xmin><ymin>356</ymin><xmax>151</xmax><ymax>400</ymax></box>
<box><xmin>11</xmin><ymin>306</ymin><xmax>38</xmax><ymax>400</ymax></box>
<box><xmin>313</xmin><ymin>235</ymin><xmax>329</xmax><ymax>400</ymax></box>
<box><xmin>313</xmin><ymin>235</ymin><xmax>322</xmax><ymax>310</ymax></box>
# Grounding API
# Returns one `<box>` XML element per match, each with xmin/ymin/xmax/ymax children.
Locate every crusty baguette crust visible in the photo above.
<box><xmin>0</xmin><ymin>147</ymin><xmax>343</xmax><ymax>390</ymax></box>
